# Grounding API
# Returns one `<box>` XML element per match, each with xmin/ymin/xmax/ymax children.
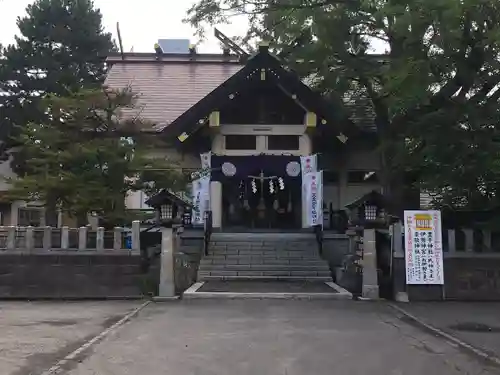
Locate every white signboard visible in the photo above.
<box><xmin>300</xmin><ymin>154</ymin><xmax>317</xmax><ymax>175</ymax></box>
<box><xmin>191</xmin><ymin>176</ymin><xmax>210</xmax><ymax>225</ymax></box>
<box><xmin>304</xmin><ymin>171</ymin><xmax>323</xmax><ymax>227</ymax></box>
<box><xmin>404</xmin><ymin>210</ymin><xmax>444</xmax><ymax>285</ymax></box>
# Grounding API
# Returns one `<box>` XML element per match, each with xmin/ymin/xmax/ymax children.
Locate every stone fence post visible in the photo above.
<box><xmin>131</xmin><ymin>220</ymin><xmax>140</xmax><ymax>251</ymax></box>
<box><xmin>96</xmin><ymin>227</ymin><xmax>104</xmax><ymax>250</ymax></box>
<box><xmin>43</xmin><ymin>226</ymin><xmax>52</xmax><ymax>250</ymax></box>
<box><xmin>25</xmin><ymin>226</ymin><xmax>34</xmax><ymax>250</ymax></box>
<box><xmin>6</xmin><ymin>226</ymin><xmax>15</xmax><ymax>251</ymax></box>
<box><xmin>61</xmin><ymin>226</ymin><xmax>69</xmax><ymax>249</ymax></box>
<box><xmin>113</xmin><ymin>227</ymin><xmax>122</xmax><ymax>250</ymax></box>
<box><xmin>78</xmin><ymin>226</ymin><xmax>87</xmax><ymax>250</ymax></box>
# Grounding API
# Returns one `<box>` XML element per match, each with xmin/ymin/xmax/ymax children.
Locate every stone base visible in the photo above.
<box><xmin>362</xmin><ymin>284</ymin><xmax>379</xmax><ymax>299</ymax></box>
<box><xmin>394</xmin><ymin>292</ymin><xmax>409</xmax><ymax>302</ymax></box>
<box><xmin>183</xmin><ymin>281</ymin><xmax>353</xmax><ymax>300</ymax></box>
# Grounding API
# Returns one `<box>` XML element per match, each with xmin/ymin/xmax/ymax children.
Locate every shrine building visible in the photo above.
<box><xmin>106</xmin><ymin>39</ymin><xmax>381</xmax><ymax>232</ymax></box>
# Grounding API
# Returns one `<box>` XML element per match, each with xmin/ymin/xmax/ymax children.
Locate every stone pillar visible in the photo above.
<box><xmin>113</xmin><ymin>227</ymin><xmax>122</xmax><ymax>250</ymax></box>
<box><xmin>131</xmin><ymin>220</ymin><xmax>140</xmax><ymax>251</ymax></box>
<box><xmin>6</xmin><ymin>226</ymin><xmax>15</xmax><ymax>250</ymax></box>
<box><xmin>78</xmin><ymin>226</ymin><xmax>87</xmax><ymax>250</ymax></box>
<box><xmin>391</xmin><ymin>222</ymin><xmax>408</xmax><ymax>302</ymax></box>
<box><xmin>25</xmin><ymin>226</ymin><xmax>34</xmax><ymax>250</ymax></box>
<box><xmin>43</xmin><ymin>226</ymin><xmax>52</xmax><ymax>250</ymax></box>
<box><xmin>463</xmin><ymin>228</ymin><xmax>474</xmax><ymax>252</ymax></box>
<box><xmin>483</xmin><ymin>229</ymin><xmax>492</xmax><ymax>252</ymax></box>
<box><xmin>362</xmin><ymin>228</ymin><xmax>379</xmax><ymax>299</ymax></box>
<box><xmin>96</xmin><ymin>227</ymin><xmax>104</xmax><ymax>250</ymax></box>
<box><xmin>210</xmin><ymin>181</ymin><xmax>222</xmax><ymax>228</ymax></box>
<box><xmin>158</xmin><ymin>227</ymin><xmax>175</xmax><ymax>298</ymax></box>
<box><xmin>61</xmin><ymin>226</ymin><xmax>69</xmax><ymax>250</ymax></box>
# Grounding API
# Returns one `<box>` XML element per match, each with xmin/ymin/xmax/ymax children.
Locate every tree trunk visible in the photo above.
<box><xmin>44</xmin><ymin>197</ymin><xmax>58</xmax><ymax>227</ymax></box>
<box><xmin>76</xmin><ymin>212</ymin><xmax>88</xmax><ymax>227</ymax></box>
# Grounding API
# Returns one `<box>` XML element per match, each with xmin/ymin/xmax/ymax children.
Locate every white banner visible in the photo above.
<box><xmin>200</xmin><ymin>152</ymin><xmax>211</xmax><ymax>170</ymax></box>
<box><xmin>404</xmin><ymin>210</ymin><xmax>444</xmax><ymax>285</ymax></box>
<box><xmin>191</xmin><ymin>176</ymin><xmax>210</xmax><ymax>225</ymax></box>
<box><xmin>304</xmin><ymin>171</ymin><xmax>323</xmax><ymax>227</ymax></box>
<box><xmin>300</xmin><ymin>154</ymin><xmax>317</xmax><ymax>175</ymax></box>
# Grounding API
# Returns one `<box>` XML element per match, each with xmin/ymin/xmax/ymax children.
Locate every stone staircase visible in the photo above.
<box><xmin>198</xmin><ymin>232</ymin><xmax>332</xmax><ymax>282</ymax></box>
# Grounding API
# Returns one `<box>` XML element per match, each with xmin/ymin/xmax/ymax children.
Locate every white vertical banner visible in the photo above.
<box><xmin>192</xmin><ymin>176</ymin><xmax>211</xmax><ymax>225</ymax></box>
<box><xmin>200</xmin><ymin>152</ymin><xmax>211</xmax><ymax>170</ymax></box>
<box><xmin>304</xmin><ymin>171</ymin><xmax>323</xmax><ymax>227</ymax></box>
<box><xmin>300</xmin><ymin>154</ymin><xmax>317</xmax><ymax>175</ymax></box>
<box><xmin>403</xmin><ymin>210</ymin><xmax>444</xmax><ymax>285</ymax></box>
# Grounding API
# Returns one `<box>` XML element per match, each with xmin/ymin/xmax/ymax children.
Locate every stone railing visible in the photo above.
<box><xmin>0</xmin><ymin>220</ymin><xmax>141</xmax><ymax>251</ymax></box>
<box><xmin>392</xmin><ymin>222</ymin><xmax>500</xmax><ymax>255</ymax></box>
<box><xmin>391</xmin><ymin>222</ymin><xmax>500</xmax><ymax>301</ymax></box>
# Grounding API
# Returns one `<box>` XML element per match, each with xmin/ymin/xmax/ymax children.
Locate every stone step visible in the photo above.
<box><xmin>200</xmin><ymin>258</ymin><xmax>328</xmax><ymax>266</ymax></box>
<box><xmin>199</xmin><ymin>269</ymin><xmax>331</xmax><ymax>276</ymax></box>
<box><xmin>198</xmin><ymin>275</ymin><xmax>332</xmax><ymax>282</ymax></box>
<box><xmin>200</xmin><ymin>264</ymin><xmax>330</xmax><ymax>272</ymax></box>
<box><xmin>199</xmin><ymin>232</ymin><xmax>330</xmax><ymax>283</ymax></box>
<box><xmin>210</xmin><ymin>233</ymin><xmax>316</xmax><ymax>241</ymax></box>
<box><xmin>207</xmin><ymin>249</ymin><xmax>319</xmax><ymax>255</ymax></box>
<box><xmin>208</xmin><ymin>247</ymin><xmax>318</xmax><ymax>253</ymax></box>
<box><xmin>209</xmin><ymin>243</ymin><xmax>317</xmax><ymax>248</ymax></box>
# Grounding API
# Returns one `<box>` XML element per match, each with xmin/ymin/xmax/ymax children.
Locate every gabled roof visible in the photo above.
<box><xmin>161</xmin><ymin>46</ymin><xmax>361</xmax><ymax>145</ymax></box>
<box><xmin>145</xmin><ymin>189</ymin><xmax>192</xmax><ymax>208</ymax></box>
<box><xmin>104</xmin><ymin>49</ymin><xmax>373</xmax><ymax>139</ymax></box>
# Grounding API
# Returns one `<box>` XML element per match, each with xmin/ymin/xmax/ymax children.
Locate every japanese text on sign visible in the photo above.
<box><xmin>403</xmin><ymin>210</ymin><xmax>444</xmax><ymax>285</ymax></box>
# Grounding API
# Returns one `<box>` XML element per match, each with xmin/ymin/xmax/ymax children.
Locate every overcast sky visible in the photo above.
<box><xmin>0</xmin><ymin>0</ymin><xmax>248</xmax><ymax>53</ymax></box>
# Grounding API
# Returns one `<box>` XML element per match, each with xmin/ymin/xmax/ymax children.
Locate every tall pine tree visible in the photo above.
<box><xmin>6</xmin><ymin>87</ymin><xmax>187</xmax><ymax>228</ymax></box>
<box><xmin>0</xmin><ymin>0</ymin><xmax>115</xmax><ymax>224</ymax></box>
<box><xmin>0</xmin><ymin>0</ymin><xmax>115</xmax><ymax>166</ymax></box>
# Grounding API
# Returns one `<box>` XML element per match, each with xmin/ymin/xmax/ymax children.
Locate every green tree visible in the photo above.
<box><xmin>186</xmin><ymin>0</ymin><xmax>500</xmax><ymax>211</ymax></box>
<box><xmin>6</xmin><ymin>87</ymin><xmax>187</xmax><ymax>228</ymax></box>
<box><xmin>0</xmin><ymin>0</ymin><xmax>115</xmax><ymax>173</ymax></box>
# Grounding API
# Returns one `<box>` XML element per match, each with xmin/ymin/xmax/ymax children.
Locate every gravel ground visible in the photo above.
<box><xmin>0</xmin><ymin>301</ymin><xmax>143</xmax><ymax>375</ymax></box>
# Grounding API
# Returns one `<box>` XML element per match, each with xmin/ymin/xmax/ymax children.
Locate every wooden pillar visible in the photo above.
<box><xmin>210</xmin><ymin>181</ymin><xmax>222</xmax><ymax>228</ymax></box>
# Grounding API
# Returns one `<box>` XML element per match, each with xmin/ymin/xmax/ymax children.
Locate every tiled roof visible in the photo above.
<box><xmin>104</xmin><ymin>58</ymin><xmax>242</xmax><ymax>131</ymax></box>
<box><xmin>104</xmin><ymin>53</ymin><xmax>376</xmax><ymax>133</ymax></box>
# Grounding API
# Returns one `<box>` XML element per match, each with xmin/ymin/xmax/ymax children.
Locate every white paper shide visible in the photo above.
<box><xmin>403</xmin><ymin>210</ymin><xmax>444</xmax><ymax>285</ymax></box>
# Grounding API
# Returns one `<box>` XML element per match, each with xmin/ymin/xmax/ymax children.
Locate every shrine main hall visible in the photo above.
<box><xmin>106</xmin><ymin>39</ymin><xmax>382</xmax><ymax>231</ymax></box>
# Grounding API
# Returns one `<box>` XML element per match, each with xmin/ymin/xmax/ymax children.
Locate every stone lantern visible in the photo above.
<box><xmin>345</xmin><ymin>190</ymin><xmax>389</xmax><ymax>229</ymax></box>
<box><xmin>344</xmin><ymin>190</ymin><xmax>392</xmax><ymax>300</ymax></box>
<box><xmin>145</xmin><ymin>190</ymin><xmax>192</xmax><ymax>228</ymax></box>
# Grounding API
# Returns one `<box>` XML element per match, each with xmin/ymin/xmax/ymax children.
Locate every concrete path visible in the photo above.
<box><xmin>393</xmin><ymin>302</ymin><xmax>500</xmax><ymax>361</ymax></box>
<box><xmin>0</xmin><ymin>301</ymin><xmax>144</xmax><ymax>375</ymax></box>
<box><xmin>56</xmin><ymin>300</ymin><xmax>498</xmax><ymax>375</ymax></box>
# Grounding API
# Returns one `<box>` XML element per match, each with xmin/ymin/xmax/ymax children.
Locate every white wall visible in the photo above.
<box><xmin>125</xmin><ymin>190</ymin><xmax>153</xmax><ymax>210</ymax></box>
<box><xmin>125</xmin><ymin>147</ymin><xmax>201</xmax><ymax>210</ymax></box>
<box><xmin>322</xmin><ymin>146</ymin><xmax>382</xmax><ymax>210</ymax></box>
<box><xmin>0</xmin><ymin>152</ymin><xmax>17</xmax><ymax>192</ymax></box>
